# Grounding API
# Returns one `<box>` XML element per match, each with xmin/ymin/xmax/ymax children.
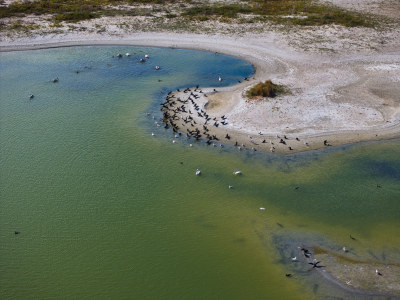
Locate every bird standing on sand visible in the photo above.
<box><xmin>309</xmin><ymin>260</ymin><xmax>322</xmax><ymax>268</ymax></box>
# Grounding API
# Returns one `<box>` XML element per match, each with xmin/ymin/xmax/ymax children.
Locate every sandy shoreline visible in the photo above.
<box><xmin>2</xmin><ymin>33</ymin><xmax>399</xmax><ymax>153</ymax></box>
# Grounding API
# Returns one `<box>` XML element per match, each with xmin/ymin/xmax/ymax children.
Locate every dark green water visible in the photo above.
<box><xmin>1</xmin><ymin>46</ymin><xmax>399</xmax><ymax>299</ymax></box>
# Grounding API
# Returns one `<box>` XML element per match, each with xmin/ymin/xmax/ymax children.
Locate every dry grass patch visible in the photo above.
<box><xmin>246</xmin><ymin>79</ymin><xmax>288</xmax><ymax>100</ymax></box>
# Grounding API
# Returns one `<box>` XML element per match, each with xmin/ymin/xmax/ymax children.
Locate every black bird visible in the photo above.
<box><xmin>350</xmin><ymin>234</ymin><xmax>356</xmax><ymax>241</ymax></box>
<box><xmin>309</xmin><ymin>261</ymin><xmax>323</xmax><ymax>268</ymax></box>
<box><xmin>285</xmin><ymin>273</ymin><xmax>292</xmax><ymax>278</ymax></box>
<box><xmin>301</xmin><ymin>248</ymin><xmax>312</xmax><ymax>258</ymax></box>
<box><xmin>14</xmin><ymin>231</ymin><xmax>20</xmax><ymax>235</ymax></box>
<box><xmin>262</xmin><ymin>139</ymin><xmax>266</xmax><ymax>143</ymax></box>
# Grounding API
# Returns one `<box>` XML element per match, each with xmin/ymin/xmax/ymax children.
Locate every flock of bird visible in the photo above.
<box><xmin>155</xmin><ymin>85</ymin><xmax>333</xmax><ymax>153</ymax></box>
<box><xmin>160</xmin><ymin>86</ymin><xmax>230</xmax><ymax>146</ymax></box>
<box><xmin>282</xmin><ymin>234</ymin><xmax>386</xmax><ymax>280</ymax></box>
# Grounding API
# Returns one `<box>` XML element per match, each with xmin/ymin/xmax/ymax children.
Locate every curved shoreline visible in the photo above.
<box><xmin>1</xmin><ymin>33</ymin><xmax>399</xmax><ymax>153</ymax></box>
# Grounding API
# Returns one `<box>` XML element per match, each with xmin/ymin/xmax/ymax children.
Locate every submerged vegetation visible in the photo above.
<box><xmin>0</xmin><ymin>0</ymin><xmax>375</xmax><ymax>27</ymax></box>
<box><xmin>247</xmin><ymin>80</ymin><xmax>288</xmax><ymax>99</ymax></box>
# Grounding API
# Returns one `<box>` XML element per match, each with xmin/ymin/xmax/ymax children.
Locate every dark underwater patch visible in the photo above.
<box><xmin>365</xmin><ymin>160</ymin><xmax>400</xmax><ymax>180</ymax></box>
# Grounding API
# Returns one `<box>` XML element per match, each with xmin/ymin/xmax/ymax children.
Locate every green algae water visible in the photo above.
<box><xmin>1</xmin><ymin>46</ymin><xmax>399</xmax><ymax>299</ymax></box>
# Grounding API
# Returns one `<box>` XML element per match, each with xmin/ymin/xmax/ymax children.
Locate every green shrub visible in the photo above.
<box><xmin>247</xmin><ymin>80</ymin><xmax>287</xmax><ymax>98</ymax></box>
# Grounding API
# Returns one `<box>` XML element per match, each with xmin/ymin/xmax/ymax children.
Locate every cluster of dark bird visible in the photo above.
<box><xmin>160</xmin><ymin>87</ymin><xmax>229</xmax><ymax>144</ymax></box>
<box><xmin>158</xmin><ymin>87</ymin><xmax>333</xmax><ymax>153</ymax></box>
<box><xmin>285</xmin><ymin>234</ymin><xmax>385</xmax><ymax>280</ymax></box>
<box><xmin>285</xmin><ymin>246</ymin><xmax>325</xmax><ymax>278</ymax></box>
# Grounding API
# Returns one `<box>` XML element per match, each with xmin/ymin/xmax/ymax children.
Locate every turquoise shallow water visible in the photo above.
<box><xmin>1</xmin><ymin>46</ymin><xmax>399</xmax><ymax>299</ymax></box>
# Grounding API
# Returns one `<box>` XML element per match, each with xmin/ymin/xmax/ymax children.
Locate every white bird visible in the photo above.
<box><xmin>151</xmin><ymin>133</ymin><xmax>155</xmax><ymax>136</ymax></box>
<box><xmin>125</xmin><ymin>53</ymin><xmax>130</xmax><ymax>57</ymax></box>
<box><xmin>291</xmin><ymin>257</ymin><xmax>298</xmax><ymax>262</ymax></box>
<box><xmin>196</xmin><ymin>169</ymin><xmax>201</xmax><ymax>175</ymax></box>
<box><xmin>145</xmin><ymin>54</ymin><xmax>149</xmax><ymax>59</ymax></box>
<box><xmin>259</xmin><ymin>207</ymin><xmax>265</xmax><ymax>210</ymax></box>
<box><xmin>228</xmin><ymin>185</ymin><xmax>233</xmax><ymax>189</ymax></box>
<box><xmin>218</xmin><ymin>76</ymin><xmax>222</xmax><ymax>82</ymax></box>
<box><xmin>155</xmin><ymin>66</ymin><xmax>160</xmax><ymax>70</ymax></box>
<box><xmin>233</xmin><ymin>171</ymin><xmax>242</xmax><ymax>175</ymax></box>
<box><xmin>189</xmin><ymin>144</ymin><xmax>193</xmax><ymax>147</ymax></box>
<box><xmin>172</xmin><ymin>140</ymin><xmax>176</xmax><ymax>144</ymax></box>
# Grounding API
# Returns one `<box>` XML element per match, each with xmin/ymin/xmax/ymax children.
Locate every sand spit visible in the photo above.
<box><xmin>273</xmin><ymin>232</ymin><xmax>400</xmax><ymax>298</ymax></box>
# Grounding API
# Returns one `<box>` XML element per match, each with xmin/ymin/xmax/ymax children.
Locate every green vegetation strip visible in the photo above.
<box><xmin>0</xmin><ymin>0</ymin><xmax>374</xmax><ymax>27</ymax></box>
<box><xmin>183</xmin><ymin>0</ymin><xmax>374</xmax><ymax>27</ymax></box>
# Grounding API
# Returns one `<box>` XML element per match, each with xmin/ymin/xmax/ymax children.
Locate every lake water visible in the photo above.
<box><xmin>1</xmin><ymin>46</ymin><xmax>399</xmax><ymax>299</ymax></box>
